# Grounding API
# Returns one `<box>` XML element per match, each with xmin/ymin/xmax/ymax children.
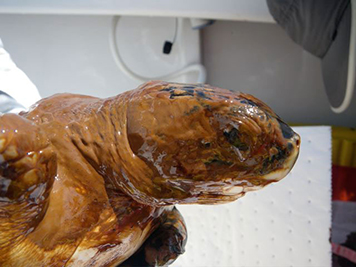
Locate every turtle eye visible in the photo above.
<box><xmin>223</xmin><ymin>128</ymin><xmax>248</xmax><ymax>151</ymax></box>
<box><xmin>201</xmin><ymin>140</ymin><xmax>211</xmax><ymax>148</ymax></box>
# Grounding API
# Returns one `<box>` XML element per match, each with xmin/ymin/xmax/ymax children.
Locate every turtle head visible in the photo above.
<box><xmin>125</xmin><ymin>81</ymin><xmax>300</xmax><ymax>204</ymax></box>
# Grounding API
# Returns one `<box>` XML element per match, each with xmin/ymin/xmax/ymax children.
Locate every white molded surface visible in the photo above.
<box><xmin>0</xmin><ymin>0</ymin><xmax>274</xmax><ymax>23</ymax></box>
<box><xmin>174</xmin><ymin>126</ymin><xmax>332</xmax><ymax>267</ymax></box>
<box><xmin>113</xmin><ymin>16</ymin><xmax>201</xmax><ymax>84</ymax></box>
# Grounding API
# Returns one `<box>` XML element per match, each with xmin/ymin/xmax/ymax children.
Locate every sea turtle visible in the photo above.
<box><xmin>0</xmin><ymin>81</ymin><xmax>300</xmax><ymax>266</ymax></box>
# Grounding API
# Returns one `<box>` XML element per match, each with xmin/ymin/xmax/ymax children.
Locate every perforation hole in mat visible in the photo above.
<box><xmin>173</xmin><ymin>127</ymin><xmax>331</xmax><ymax>267</ymax></box>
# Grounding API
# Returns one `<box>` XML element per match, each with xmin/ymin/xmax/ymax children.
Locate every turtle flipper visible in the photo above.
<box><xmin>0</xmin><ymin>114</ymin><xmax>56</xmax><ymax>263</ymax></box>
<box><xmin>120</xmin><ymin>207</ymin><xmax>187</xmax><ymax>267</ymax></box>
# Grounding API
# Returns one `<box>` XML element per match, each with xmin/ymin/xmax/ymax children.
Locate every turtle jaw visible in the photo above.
<box><xmin>196</xmin><ymin>130</ymin><xmax>301</xmax><ymax>201</ymax></box>
<box><xmin>262</xmin><ymin>132</ymin><xmax>300</xmax><ymax>182</ymax></box>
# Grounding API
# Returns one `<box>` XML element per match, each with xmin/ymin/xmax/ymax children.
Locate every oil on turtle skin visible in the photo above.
<box><xmin>0</xmin><ymin>81</ymin><xmax>300</xmax><ymax>266</ymax></box>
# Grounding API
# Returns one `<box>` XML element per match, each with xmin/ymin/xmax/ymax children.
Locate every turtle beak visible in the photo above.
<box><xmin>264</xmin><ymin>128</ymin><xmax>300</xmax><ymax>181</ymax></box>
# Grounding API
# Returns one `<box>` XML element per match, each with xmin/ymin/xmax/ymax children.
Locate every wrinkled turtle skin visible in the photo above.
<box><xmin>0</xmin><ymin>81</ymin><xmax>300</xmax><ymax>266</ymax></box>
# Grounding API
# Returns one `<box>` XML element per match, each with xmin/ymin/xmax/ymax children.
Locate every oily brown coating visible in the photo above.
<box><xmin>124</xmin><ymin>81</ymin><xmax>300</xmax><ymax>204</ymax></box>
<box><xmin>0</xmin><ymin>112</ymin><xmax>168</xmax><ymax>266</ymax></box>
<box><xmin>0</xmin><ymin>81</ymin><xmax>300</xmax><ymax>266</ymax></box>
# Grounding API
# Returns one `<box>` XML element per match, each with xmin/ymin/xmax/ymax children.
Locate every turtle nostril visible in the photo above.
<box><xmin>293</xmin><ymin>134</ymin><xmax>301</xmax><ymax>148</ymax></box>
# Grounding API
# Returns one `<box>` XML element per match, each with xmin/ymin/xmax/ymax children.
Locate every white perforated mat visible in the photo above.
<box><xmin>174</xmin><ymin>126</ymin><xmax>331</xmax><ymax>267</ymax></box>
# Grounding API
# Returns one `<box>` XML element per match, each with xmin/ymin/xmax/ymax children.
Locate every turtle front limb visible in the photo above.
<box><xmin>120</xmin><ymin>207</ymin><xmax>187</xmax><ymax>267</ymax></box>
<box><xmin>0</xmin><ymin>114</ymin><xmax>57</xmax><ymax>264</ymax></box>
